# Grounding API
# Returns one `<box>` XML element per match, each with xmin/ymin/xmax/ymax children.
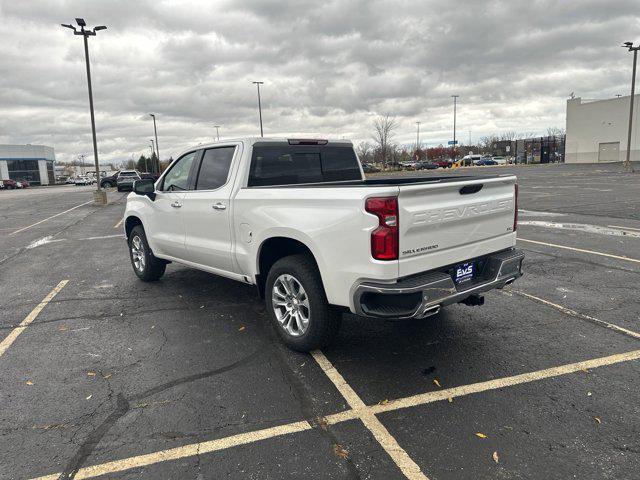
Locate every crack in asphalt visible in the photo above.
<box><xmin>58</xmin><ymin>348</ymin><xmax>265</xmax><ymax>479</ymax></box>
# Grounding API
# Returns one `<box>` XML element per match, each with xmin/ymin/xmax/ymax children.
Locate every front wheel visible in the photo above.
<box><xmin>128</xmin><ymin>225</ymin><xmax>166</xmax><ymax>281</ymax></box>
<box><xmin>265</xmin><ymin>254</ymin><xmax>341</xmax><ymax>352</ymax></box>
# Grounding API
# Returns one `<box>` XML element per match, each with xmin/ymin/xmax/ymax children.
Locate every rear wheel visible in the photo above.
<box><xmin>128</xmin><ymin>225</ymin><xmax>166</xmax><ymax>281</ymax></box>
<box><xmin>265</xmin><ymin>254</ymin><xmax>341</xmax><ymax>352</ymax></box>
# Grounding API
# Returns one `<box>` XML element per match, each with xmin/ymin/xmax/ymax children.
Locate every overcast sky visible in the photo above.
<box><xmin>0</xmin><ymin>0</ymin><xmax>638</xmax><ymax>164</ymax></box>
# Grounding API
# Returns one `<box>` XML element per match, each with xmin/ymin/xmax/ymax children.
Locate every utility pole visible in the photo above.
<box><xmin>149</xmin><ymin>140</ymin><xmax>155</xmax><ymax>173</ymax></box>
<box><xmin>451</xmin><ymin>95</ymin><xmax>459</xmax><ymax>161</ymax></box>
<box><xmin>61</xmin><ymin>18</ymin><xmax>107</xmax><ymax>204</ymax></box>
<box><xmin>149</xmin><ymin>114</ymin><xmax>160</xmax><ymax>173</ymax></box>
<box><xmin>415</xmin><ymin>121</ymin><xmax>421</xmax><ymax>151</ymax></box>
<box><xmin>214</xmin><ymin>125</ymin><xmax>220</xmax><ymax>141</ymax></box>
<box><xmin>252</xmin><ymin>81</ymin><xmax>264</xmax><ymax>137</ymax></box>
<box><xmin>622</xmin><ymin>42</ymin><xmax>639</xmax><ymax>171</ymax></box>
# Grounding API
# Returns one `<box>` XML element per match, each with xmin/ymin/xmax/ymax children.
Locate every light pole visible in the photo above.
<box><xmin>61</xmin><ymin>18</ymin><xmax>107</xmax><ymax>204</ymax></box>
<box><xmin>252</xmin><ymin>81</ymin><xmax>264</xmax><ymax>137</ymax></box>
<box><xmin>451</xmin><ymin>95</ymin><xmax>459</xmax><ymax>161</ymax></box>
<box><xmin>415</xmin><ymin>121</ymin><xmax>421</xmax><ymax>151</ymax></box>
<box><xmin>149</xmin><ymin>140</ymin><xmax>155</xmax><ymax>173</ymax></box>
<box><xmin>149</xmin><ymin>114</ymin><xmax>160</xmax><ymax>173</ymax></box>
<box><xmin>622</xmin><ymin>42</ymin><xmax>639</xmax><ymax>171</ymax></box>
<box><xmin>214</xmin><ymin>125</ymin><xmax>220</xmax><ymax>141</ymax></box>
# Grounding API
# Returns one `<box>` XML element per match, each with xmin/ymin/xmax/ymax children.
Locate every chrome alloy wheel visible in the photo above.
<box><xmin>131</xmin><ymin>235</ymin><xmax>146</xmax><ymax>272</ymax></box>
<box><xmin>272</xmin><ymin>274</ymin><xmax>310</xmax><ymax>337</ymax></box>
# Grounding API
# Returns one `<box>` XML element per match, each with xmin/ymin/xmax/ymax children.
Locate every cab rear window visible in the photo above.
<box><xmin>248</xmin><ymin>145</ymin><xmax>361</xmax><ymax>187</ymax></box>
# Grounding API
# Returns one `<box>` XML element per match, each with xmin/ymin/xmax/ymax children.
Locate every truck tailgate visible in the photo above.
<box><xmin>397</xmin><ymin>176</ymin><xmax>517</xmax><ymax>277</ymax></box>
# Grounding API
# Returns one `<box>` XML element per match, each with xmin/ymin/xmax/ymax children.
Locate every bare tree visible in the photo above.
<box><xmin>518</xmin><ymin>131</ymin><xmax>537</xmax><ymax>140</ymax></box>
<box><xmin>499</xmin><ymin>131</ymin><xmax>517</xmax><ymax>141</ymax></box>
<box><xmin>546</xmin><ymin>126</ymin><xmax>565</xmax><ymax>138</ymax></box>
<box><xmin>356</xmin><ymin>141</ymin><xmax>373</xmax><ymax>164</ymax></box>
<box><xmin>371</xmin><ymin>115</ymin><xmax>398</xmax><ymax>166</ymax></box>
<box><xmin>479</xmin><ymin>135</ymin><xmax>498</xmax><ymax>149</ymax></box>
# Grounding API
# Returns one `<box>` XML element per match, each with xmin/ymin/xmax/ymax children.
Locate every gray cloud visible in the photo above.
<box><xmin>0</xmin><ymin>0</ymin><xmax>638</xmax><ymax>163</ymax></box>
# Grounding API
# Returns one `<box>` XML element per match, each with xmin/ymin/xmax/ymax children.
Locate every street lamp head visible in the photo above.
<box><xmin>149</xmin><ymin>113</ymin><xmax>155</xmax><ymax>118</ymax></box>
<box><xmin>61</xmin><ymin>23</ymin><xmax>76</xmax><ymax>31</ymax></box>
<box><xmin>93</xmin><ymin>25</ymin><xmax>107</xmax><ymax>32</ymax></box>
<box><xmin>75</xmin><ymin>18</ymin><xmax>86</xmax><ymax>27</ymax></box>
<box><xmin>252</xmin><ymin>81</ymin><xmax>264</xmax><ymax>85</ymax></box>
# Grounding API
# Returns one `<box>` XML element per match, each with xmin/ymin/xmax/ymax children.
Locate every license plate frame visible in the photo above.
<box><xmin>454</xmin><ymin>262</ymin><xmax>475</xmax><ymax>284</ymax></box>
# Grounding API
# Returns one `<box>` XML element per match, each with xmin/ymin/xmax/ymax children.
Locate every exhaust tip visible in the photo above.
<box><xmin>421</xmin><ymin>305</ymin><xmax>441</xmax><ymax>317</ymax></box>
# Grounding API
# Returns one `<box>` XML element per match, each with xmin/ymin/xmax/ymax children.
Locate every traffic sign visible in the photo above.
<box><xmin>448</xmin><ymin>140</ymin><xmax>458</xmax><ymax>145</ymax></box>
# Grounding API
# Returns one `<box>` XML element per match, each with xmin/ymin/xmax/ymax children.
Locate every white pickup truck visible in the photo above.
<box><xmin>124</xmin><ymin>138</ymin><xmax>523</xmax><ymax>351</ymax></box>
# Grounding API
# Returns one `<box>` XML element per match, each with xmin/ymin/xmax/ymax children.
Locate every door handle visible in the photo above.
<box><xmin>212</xmin><ymin>203</ymin><xmax>227</xmax><ymax>210</ymax></box>
<box><xmin>170</xmin><ymin>201</ymin><xmax>182</xmax><ymax>208</ymax></box>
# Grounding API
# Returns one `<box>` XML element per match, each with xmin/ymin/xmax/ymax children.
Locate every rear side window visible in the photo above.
<box><xmin>195</xmin><ymin>146</ymin><xmax>235</xmax><ymax>190</ymax></box>
<box><xmin>248</xmin><ymin>146</ymin><xmax>361</xmax><ymax>187</ymax></box>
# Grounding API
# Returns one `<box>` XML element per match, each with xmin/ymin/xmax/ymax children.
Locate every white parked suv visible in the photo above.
<box><xmin>123</xmin><ymin>138</ymin><xmax>524</xmax><ymax>351</ymax></box>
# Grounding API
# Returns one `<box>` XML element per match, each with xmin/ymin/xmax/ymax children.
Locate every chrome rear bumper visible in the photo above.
<box><xmin>353</xmin><ymin>248</ymin><xmax>524</xmax><ymax>319</ymax></box>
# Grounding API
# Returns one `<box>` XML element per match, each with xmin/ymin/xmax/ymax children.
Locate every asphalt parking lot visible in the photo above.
<box><xmin>1</xmin><ymin>162</ymin><xmax>639</xmax><ymax>480</ymax></box>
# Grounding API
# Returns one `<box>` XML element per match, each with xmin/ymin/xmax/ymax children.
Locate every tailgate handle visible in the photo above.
<box><xmin>460</xmin><ymin>184</ymin><xmax>483</xmax><ymax>195</ymax></box>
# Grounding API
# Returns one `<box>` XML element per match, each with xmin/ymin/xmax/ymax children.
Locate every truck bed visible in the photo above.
<box><xmin>248</xmin><ymin>174</ymin><xmax>507</xmax><ymax>188</ymax></box>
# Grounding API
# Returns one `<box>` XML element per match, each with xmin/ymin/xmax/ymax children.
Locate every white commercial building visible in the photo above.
<box><xmin>0</xmin><ymin>144</ymin><xmax>56</xmax><ymax>185</ymax></box>
<box><xmin>565</xmin><ymin>95</ymin><xmax>640</xmax><ymax>163</ymax></box>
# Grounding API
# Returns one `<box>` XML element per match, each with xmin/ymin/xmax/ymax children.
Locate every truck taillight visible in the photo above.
<box><xmin>514</xmin><ymin>183</ymin><xmax>519</xmax><ymax>231</ymax></box>
<box><xmin>365</xmin><ymin>196</ymin><xmax>399</xmax><ymax>260</ymax></box>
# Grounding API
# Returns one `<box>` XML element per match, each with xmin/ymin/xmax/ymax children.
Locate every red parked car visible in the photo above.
<box><xmin>1</xmin><ymin>179</ymin><xmax>18</xmax><ymax>189</ymax></box>
<box><xmin>432</xmin><ymin>159</ymin><xmax>452</xmax><ymax>168</ymax></box>
<box><xmin>17</xmin><ymin>180</ymin><xmax>30</xmax><ymax>188</ymax></box>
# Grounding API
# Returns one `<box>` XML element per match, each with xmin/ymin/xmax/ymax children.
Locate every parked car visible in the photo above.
<box><xmin>2</xmin><ymin>179</ymin><xmax>18</xmax><ymax>189</ymax></box>
<box><xmin>74</xmin><ymin>176</ymin><xmax>92</xmax><ymax>186</ymax></box>
<box><xmin>100</xmin><ymin>171</ymin><xmax>119</xmax><ymax>188</ymax></box>
<box><xmin>399</xmin><ymin>161</ymin><xmax>420</xmax><ymax>170</ymax></box>
<box><xmin>362</xmin><ymin>163</ymin><xmax>381</xmax><ymax>174</ymax></box>
<box><xmin>416</xmin><ymin>161</ymin><xmax>437</xmax><ymax>170</ymax></box>
<box><xmin>123</xmin><ymin>137</ymin><xmax>523</xmax><ymax>351</ymax></box>
<box><xmin>117</xmin><ymin>170</ymin><xmax>142</xmax><ymax>192</ymax></box>
<box><xmin>16</xmin><ymin>180</ymin><xmax>30</xmax><ymax>188</ymax></box>
<box><xmin>491</xmin><ymin>156</ymin><xmax>507</xmax><ymax>165</ymax></box>
<box><xmin>432</xmin><ymin>159</ymin><xmax>452</xmax><ymax>168</ymax></box>
<box><xmin>477</xmin><ymin>158</ymin><xmax>498</xmax><ymax>166</ymax></box>
<box><xmin>462</xmin><ymin>154</ymin><xmax>482</xmax><ymax>166</ymax></box>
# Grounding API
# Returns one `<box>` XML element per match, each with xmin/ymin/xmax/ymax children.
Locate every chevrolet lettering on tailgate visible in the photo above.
<box><xmin>413</xmin><ymin>199</ymin><xmax>513</xmax><ymax>225</ymax></box>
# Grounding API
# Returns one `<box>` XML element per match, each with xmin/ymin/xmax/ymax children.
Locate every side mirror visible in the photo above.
<box><xmin>133</xmin><ymin>179</ymin><xmax>156</xmax><ymax>200</ymax></box>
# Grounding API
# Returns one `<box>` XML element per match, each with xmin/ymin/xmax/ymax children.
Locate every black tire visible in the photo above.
<box><xmin>117</xmin><ymin>186</ymin><xmax>122</xmax><ymax>192</ymax></box>
<box><xmin>265</xmin><ymin>254</ymin><xmax>341</xmax><ymax>352</ymax></box>
<box><xmin>128</xmin><ymin>225</ymin><xmax>166</xmax><ymax>281</ymax></box>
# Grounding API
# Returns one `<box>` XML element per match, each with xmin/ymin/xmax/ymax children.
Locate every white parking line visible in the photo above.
<box><xmin>312</xmin><ymin>350</ymin><xmax>428</xmax><ymax>480</ymax></box>
<box><xmin>80</xmin><ymin>234</ymin><xmax>125</xmax><ymax>241</ymax></box>
<box><xmin>511</xmin><ymin>290</ymin><xmax>640</xmax><ymax>340</ymax></box>
<box><xmin>608</xmin><ymin>225</ymin><xmax>640</xmax><ymax>232</ymax></box>
<box><xmin>518</xmin><ymin>237</ymin><xmax>640</xmax><ymax>264</ymax></box>
<box><xmin>29</xmin><ymin>348</ymin><xmax>640</xmax><ymax>480</ymax></box>
<box><xmin>9</xmin><ymin>201</ymin><xmax>93</xmax><ymax>236</ymax></box>
<box><xmin>113</xmin><ymin>218</ymin><xmax>124</xmax><ymax>229</ymax></box>
<box><xmin>0</xmin><ymin>280</ymin><xmax>69</xmax><ymax>358</ymax></box>
<box><xmin>519</xmin><ymin>221</ymin><xmax>640</xmax><ymax>238</ymax></box>
<box><xmin>370</xmin><ymin>349</ymin><xmax>640</xmax><ymax>416</ymax></box>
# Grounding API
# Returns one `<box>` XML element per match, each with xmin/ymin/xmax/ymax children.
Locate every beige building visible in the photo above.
<box><xmin>565</xmin><ymin>95</ymin><xmax>640</xmax><ymax>163</ymax></box>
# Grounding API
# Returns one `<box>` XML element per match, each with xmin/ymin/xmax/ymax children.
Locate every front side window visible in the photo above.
<box><xmin>195</xmin><ymin>147</ymin><xmax>236</xmax><ymax>190</ymax></box>
<box><xmin>162</xmin><ymin>151</ymin><xmax>197</xmax><ymax>191</ymax></box>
